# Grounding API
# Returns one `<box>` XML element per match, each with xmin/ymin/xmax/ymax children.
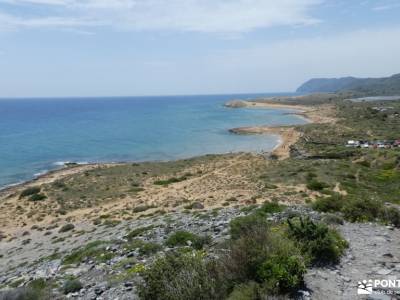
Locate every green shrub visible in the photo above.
<box><xmin>229</xmin><ymin>214</ymin><xmax>268</xmax><ymax>240</ymax></box>
<box><xmin>138</xmin><ymin>241</ymin><xmax>162</xmax><ymax>255</ymax></box>
<box><xmin>20</xmin><ymin>187</ymin><xmax>41</xmax><ymax>198</ymax></box>
<box><xmin>312</xmin><ymin>194</ymin><xmax>344</xmax><ymax>212</ymax></box>
<box><xmin>227</xmin><ymin>282</ymin><xmax>259</xmax><ymax>300</ymax></box>
<box><xmin>264</xmin><ymin>183</ymin><xmax>278</xmax><ymax>189</ymax></box>
<box><xmin>342</xmin><ymin>197</ymin><xmax>381</xmax><ymax>222</ymax></box>
<box><xmin>225</xmin><ymin>224</ymin><xmax>305</xmax><ymax>294</ymax></box>
<box><xmin>0</xmin><ymin>278</ymin><xmax>54</xmax><ymax>300</ymax></box>
<box><xmin>126</xmin><ymin>225</ymin><xmax>154</xmax><ymax>240</ymax></box>
<box><xmin>138</xmin><ymin>252</ymin><xmax>227</xmax><ymax>300</ymax></box>
<box><xmin>287</xmin><ymin>217</ymin><xmax>348</xmax><ymax>265</ymax></box>
<box><xmin>133</xmin><ymin>205</ymin><xmax>156</xmax><ymax>213</ymax></box>
<box><xmin>306</xmin><ymin>179</ymin><xmax>328</xmax><ymax>191</ymax></box>
<box><xmin>27</xmin><ymin>279</ymin><xmax>47</xmax><ymax>291</ymax></box>
<box><xmin>380</xmin><ymin>207</ymin><xmax>400</xmax><ymax>227</ymax></box>
<box><xmin>306</xmin><ymin>172</ymin><xmax>317</xmax><ymax>180</ymax></box>
<box><xmin>59</xmin><ymin>223</ymin><xmax>75</xmax><ymax>233</ymax></box>
<box><xmin>165</xmin><ymin>231</ymin><xmax>210</xmax><ymax>249</ymax></box>
<box><xmin>322</xmin><ymin>213</ymin><xmax>344</xmax><ymax>225</ymax></box>
<box><xmin>62</xmin><ymin>279</ymin><xmax>82</xmax><ymax>294</ymax></box>
<box><xmin>257</xmin><ymin>253</ymin><xmax>306</xmax><ymax>294</ymax></box>
<box><xmin>257</xmin><ymin>201</ymin><xmax>284</xmax><ymax>214</ymax></box>
<box><xmin>0</xmin><ymin>287</ymin><xmax>40</xmax><ymax>300</ymax></box>
<box><xmin>62</xmin><ymin>240</ymin><xmax>111</xmax><ymax>265</ymax></box>
<box><xmin>29</xmin><ymin>193</ymin><xmax>47</xmax><ymax>202</ymax></box>
<box><xmin>224</xmin><ymin>227</ymin><xmax>271</xmax><ymax>283</ymax></box>
<box><xmin>153</xmin><ymin>175</ymin><xmax>190</xmax><ymax>186</ymax></box>
<box><xmin>356</xmin><ymin>160</ymin><xmax>370</xmax><ymax>167</ymax></box>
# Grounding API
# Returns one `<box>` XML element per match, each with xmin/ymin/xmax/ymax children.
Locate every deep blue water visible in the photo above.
<box><xmin>0</xmin><ymin>94</ymin><xmax>306</xmax><ymax>188</ymax></box>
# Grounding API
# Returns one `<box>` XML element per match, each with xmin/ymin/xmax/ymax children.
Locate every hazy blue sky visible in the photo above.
<box><xmin>1</xmin><ymin>0</ymin><xmax>400</xmax><ymax>97</ymax></box>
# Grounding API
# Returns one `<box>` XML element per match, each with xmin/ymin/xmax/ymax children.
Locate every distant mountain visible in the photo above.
<box><xmin>296</xmin><ymin>77</ymin><xmax>359</xmax><ymax>93</ymax></box>
<box><xmin>297</xmin><ymin>73</ymin><xmax>400</xmax><ymax>95</ymax></box>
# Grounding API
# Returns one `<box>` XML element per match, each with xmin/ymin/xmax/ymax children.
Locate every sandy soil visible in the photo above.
<box><xmin>0</xmin><ymin>153</ymin><xmax>324</xmax><ymax>240</ymax></box>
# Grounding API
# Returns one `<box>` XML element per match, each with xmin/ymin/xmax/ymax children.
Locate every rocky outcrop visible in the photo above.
<box><xmin>224</xmin><ymin>100</ymin><xmax>249</xmax><ymax>108</ymax></box>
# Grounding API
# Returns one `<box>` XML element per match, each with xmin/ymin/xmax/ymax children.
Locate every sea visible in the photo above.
<box><xmin>0</xmin><ymin>93</ymin><xmax>307</xmax><ymax>188</ymax></box>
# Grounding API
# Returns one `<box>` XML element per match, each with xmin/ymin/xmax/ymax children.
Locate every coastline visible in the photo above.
<box><xmin>0</xmin><ymin>99</ymin><xmax>337</xmax><ymax>270</ymax></box>
<box><xmin>226</xmin><ymin>100</ymin><xmax>336</xmax><ymax>159</ymax></box>
<box><xmin>0</xmin><ymin>101</ymin><xmax>334</xmax><ymax>193</ymax></box>
<box><xmin>0</xmin><ymin>163</ymin><xmax>114</xmax><ymax>196</ymax></box>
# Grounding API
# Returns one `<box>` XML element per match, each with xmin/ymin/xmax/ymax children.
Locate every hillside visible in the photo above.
<box><xmin>297</xmin><ymin>73</ymin><xmax>400</xmax><ymax>95</ymax></box>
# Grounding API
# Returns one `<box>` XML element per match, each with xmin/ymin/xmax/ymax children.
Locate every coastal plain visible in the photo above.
<box><xmin>1</xmin><ymin>92</ymin><xmax>400</xmax><ymax>299</ymax></box>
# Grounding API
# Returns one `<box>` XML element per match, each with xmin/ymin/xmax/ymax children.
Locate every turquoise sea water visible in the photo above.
<box><xmin>0</xmin><ymin>94</ymin><xmax>306</xmax><ymax>188</ymax></box>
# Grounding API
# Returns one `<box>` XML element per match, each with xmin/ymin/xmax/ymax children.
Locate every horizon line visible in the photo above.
<box><xmin>0</xmin><ymin>91</ymin><xmax>298</xmax><ymax>100</ymax></box>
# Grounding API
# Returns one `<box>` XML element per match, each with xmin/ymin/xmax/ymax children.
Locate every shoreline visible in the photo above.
<box><xmin>0</xmin><ymin>101</ymin><xmax>334</xmax><ymax>195</ymax></box>
<box><xmin>0</xmin><ymin>100</ymin><xmax>336</xmax><ymax>238</ymax></box>
<box><xmin>226</xmin><ymin>100</ymin><xmax>336</xmax><ymax>159</ymax></box>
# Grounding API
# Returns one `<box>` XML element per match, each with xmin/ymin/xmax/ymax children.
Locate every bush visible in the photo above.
<box><xmin>0</xmin><ymin>287</ymin><xmax>40</xmax><ymax>300</ymax></box>
<box><xmin>227</xmin><ymin>282</ymin><xmax>259</xmax><ymax>300</ymax></box>
<box><xmin>138</xmin><ymin>252</ymin><xmax>227</xmax><ymax>300</ymax></box>
<box><xmin>165</xmin><ymin>231</ymin><xmax>210</xmax><ymax>250</ymax></box>
<box><xmin>29</xmin><ymin>193</ymin><xmax>47</xmax><ymax>202</ymax></box>
<box><xmin>257</xmin><ymin>252</ymin><xmax>306</xmax><ymax>294</ymax></box>
<box><xmin>133</xmin><ymin>205</ymin><xmax>156</xmax><ymax>213</ymax></box>
<box><xmin>380</xmin><ymin>207</ymin><xmax>400</xmax><ymax>227</ymax></box>
<box><xmin>287</xmin><ymin>217</ymin><xmax>348</xmax><ymax>265</ymax></box>
<box><xmin>306</xmin><ymin>179</ymin><xmax>328</xmax><ymax>191</ymax></box>
<box><xmin>59</xmin><ymin>223</ymin><xmax>75</xmax><ymax>233</ymax></box>
<box><xmin>62</xmin><ymin>279</ymin><xmax>82</xmax><ymax>294</ymax></box>
<box><xmin>258</xmin><ymin>201</ymin><xmax>284</xmax><ymax>214</ymax></box>
<box><xmin>225</xmin><ymin>223</ymin><xmax>305</xmax><ymax>294</ymax></box>
<box><xmin>229</xmin><ymin>214</ymin><xmax>268</xmax><ymax>240</ymax></box>
<box><xmin>225</xmin><ymin>226</ymin><xmax>271</xmax><ymax>283</ymax></box>
<box><xmin>20</xmin><ymin>187</ymin><xmax>41</xmax><ymax>198</ymax></box>
<box><xmin>322</xmin><ymin>213</ymin><xmax>344</xmax><ymax>225</ymax></box>
<box><xmin>312</xmin><ymin>194</ymin><xmax>344</xmax><ymax>213</ymax></box>
<box><xmin>62</xmin><ymin>240</ymin><xmax>111</xmax><ymax>265</ymax></box>
<box><xmin>138</xmin><ymin>241</ymin><xmax>162</xmax><ymax>255</ymax></box>
<box><xmin>342</xmin><ymin>197</ymin><xmax>381</xmax><ymax>222</ymax></box>
<box><xmin>126</xmin><ymin>225</ymin><xmax>154</xmax><ymax>240</ymax></box>
<box><xmin>153</xmin><ymin>175</ymin><xmax>189</xmax><ymax>186</ymax></box>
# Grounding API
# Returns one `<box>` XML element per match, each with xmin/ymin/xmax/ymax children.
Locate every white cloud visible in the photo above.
<box><xmin>373</xmin><ymin>3</ymin><xmax>400</xmax><ymax>11</ymax></box>
<box><xmin>0</xmin><ymin>0</ymin><xmax>322</xmax><ymax>33</ymax></box>
<box><xmin>196</xmin><ymin>26</ymin><xmax>400</xmax><ymax>92</ymax></box>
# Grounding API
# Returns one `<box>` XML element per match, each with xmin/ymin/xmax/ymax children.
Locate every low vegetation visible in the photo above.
<box><xmin>62</xmin><ymin>279</ymin><xmax>82</xmax><ymax>294</ymax></box>
<box><xmin>138</xmin><ymin>252</ymin><xmax>227</xmax><ymax>300</ymax></box>
<box><xmin>62</xmin><ymin>240</ymin><xmax>112</xmax><ymax>265</ymax></box>
<box><xmin>165</xmin><ymin>230</ymin><xmax>211</xmax><ymax>250</ymax></box>
<box><xmin>139</xmin><ymin>210</ymin><xmax>347</xmax><ymax>299</ymax></box>
<box><xmin>19</xmin><ymin>186</ymin><xmax>41</xmax><ymax>198</ymax></box>
<box><xmin>313</xmin><ymin>194</ymin><xmax>400</xmax><ymax>227</ymax></box>
<box><xmin>28</xmin><ymin>193</ymin><xmax>47</xmax><ymax>201</ymax></box>
<box><xmin>58</xmin><ymin>223</ymin><xmax>75</xmax><ymax>233</ymax></box>
<box><xmin>0</xmin><ymin>278</ymin><xmax>55</xmax><ymax>300</ymax></box>
<box><xmin>153</xmin><ymin>173</ymin><xmax>192</xmax><ymax>186</ymax></box>
<box><xmin>125</xmin><ymin>225</ymin><xmax>154</xmax><ymax>240</ymax></box>
<box><xmin>287</xmin><ymin>217</ymin><xmax>348</xmax><ymax>265</ymax></box>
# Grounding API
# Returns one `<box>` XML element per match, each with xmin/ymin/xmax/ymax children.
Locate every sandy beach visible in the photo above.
<box><xmin>226</xmin><ymin>100</ymin><xmax>336</xmax><ymax>159</ymax></box>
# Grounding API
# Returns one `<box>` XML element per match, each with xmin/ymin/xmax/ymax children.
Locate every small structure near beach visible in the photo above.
<box><xmin>346</xmin><ymin>139</ymin><xmax>400</xmax><ymax>149</ymax></box>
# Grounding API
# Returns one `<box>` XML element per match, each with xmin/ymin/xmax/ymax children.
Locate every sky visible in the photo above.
<box><xmin>0</xmin><ymin>0</ymin><xmax>400</xmax><ymax>97</ymax></box>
